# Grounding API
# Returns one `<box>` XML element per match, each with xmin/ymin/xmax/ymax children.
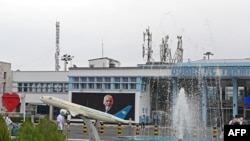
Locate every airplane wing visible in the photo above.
<box><xmin>68</xmin><ymin>109</ymin><xmax>79</xmax><ymax>117</ymax></box>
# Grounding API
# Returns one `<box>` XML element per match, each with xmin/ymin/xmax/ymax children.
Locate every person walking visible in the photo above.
<box><xmin>3</xmin><ymin>113</ymin><xmax>13</xmax><ymax>131</ymax></box>
<box><xmin>141</xmin><ymin>115</ymin><xmax>145</xmax><ymax>129</ymax></box>
<box><xmin>57</xmin><ymin>109</ymin><xmax>65</xmax><ymax>132</ymax></box>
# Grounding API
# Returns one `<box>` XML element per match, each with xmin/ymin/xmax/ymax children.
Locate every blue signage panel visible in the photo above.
<box><xmin>244</xmin><ymin>96</ymin><xmax>250</xmax><ymax>105</ymax></box>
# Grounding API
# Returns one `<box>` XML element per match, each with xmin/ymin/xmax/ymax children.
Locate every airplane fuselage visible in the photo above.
<box><xmin>40</xmin><ymin>96</ymin><xmax>133</xmax><ymax>124</ymax></box>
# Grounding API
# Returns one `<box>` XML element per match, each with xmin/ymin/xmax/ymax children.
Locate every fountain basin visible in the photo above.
<box><xmin>113</xmin><ymin>136</ymin><xmax>223</xmax><ymax>141</ymax></box>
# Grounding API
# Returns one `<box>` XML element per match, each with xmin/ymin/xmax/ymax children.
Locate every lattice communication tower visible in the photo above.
<box><xmin>55</xmin><ymin>21</ymin><xmax>60</xmax><ymax>71</ymax></box>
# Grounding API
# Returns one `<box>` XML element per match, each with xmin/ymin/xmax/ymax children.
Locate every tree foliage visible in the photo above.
<box><xmin>12</xmin><ymin>116</ymin><xmax>65</xmax><ymax>141</ymax></box>
<box><xmin>0</xmin><ymin>114</ymin><xmax>11</xmax><ymax>141</ymax></box>
<box><xmin>36</xmin><ymin>116</ymin><xmax>66</xmax><ymax>141</ymax></box>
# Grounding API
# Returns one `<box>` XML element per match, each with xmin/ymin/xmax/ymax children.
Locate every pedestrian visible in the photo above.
<box><xmin>3</xmin><ymin>113</ymin><xmax>13</xmax><ymax>131</ymax></box>
<box><xmin>219</xmin><ymin>127</ymin><xmax>224</xmax><ymax>139</ymax></box>
<box><xmin>141</xmin><ymin>115</ymin><xmax>145</xmax><ymax>129</ymax></box>
<box><xmin>57</xmin><ymin>109</ymin><xmax>65</xmax><ymax>132</ymax></box>
<box><xmin>213</xmin><ymin>116</ymin><xmax>218</xmax><ymax>127</ymax></box>
<box><xmin>241</xmin><ymin>117</ymin><xmax>248</xmax><ymax>125</ymax></box>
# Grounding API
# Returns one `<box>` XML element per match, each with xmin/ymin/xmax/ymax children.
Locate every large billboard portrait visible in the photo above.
<box><xmin>71</xmin><ymin>92</ymin><xmax>135</xmax><ymax>120</ymax></box>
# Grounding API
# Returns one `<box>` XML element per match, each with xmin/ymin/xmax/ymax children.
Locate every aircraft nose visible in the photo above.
<box><xmin>40</xmin><ymin>96</ymin><xmax>44</xmax><ymax>100</ymax></box>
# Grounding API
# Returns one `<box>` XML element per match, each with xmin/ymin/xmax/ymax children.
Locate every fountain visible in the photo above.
<box><xmin>113</xmin><ymin>88</ymin><xmax>223</xmax><ymax>141</ymax></box>
<box><xmin>173</xmin><ymin>88</ymin><xmax>194</xmax><ymax>140</ymax></box>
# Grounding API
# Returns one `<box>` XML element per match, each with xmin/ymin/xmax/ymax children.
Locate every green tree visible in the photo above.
<box><xmin>0</xmin><ymin>114</ymin><xmax>11</xmax><ymax>141</ymax></box>
<box><xmin>36</xmin><ymin>116</ymin><xmax>66</xmax><ymax>141</ymax></box>
<box><xmin>14</xmin><ymin>120</ymin><xmax>44</xmax><ymax>141</ymax></box>
<box><xmin>13</xmin><ymin>117</ymin><xmax>65</xmax><ymax>141</ymax></box>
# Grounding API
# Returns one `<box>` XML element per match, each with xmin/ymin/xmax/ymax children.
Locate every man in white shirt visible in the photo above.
<box><xmin>4</xmin><ymin>113</ymin><xmax>13</xmax><ymax>131</ymax></box>
<box><xmin>57</xmin><ymin>110</ymin><xmax>65</xmax><ymax>131</ymax></box>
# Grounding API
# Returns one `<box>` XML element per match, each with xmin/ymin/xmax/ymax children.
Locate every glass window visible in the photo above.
<box><xmin>130</xmin><ymin>84</ymin><xmax>136</xmax><ymax>89</ymax></box>
<box><xmin>58</xmin><ymin>83</ymin><xmax>63</xmax><ymax>92</ymax></box>
<box><xmin>18</xmin><ymin>83</ymin><xmax>22</xmax><ymax>92</ymax></box>
<box><xmin>53</xmin><ymin>83</ymin><xmax>58</xmax><ymax>92</ymax></box>
<box><xmin>32</xmin><ymin>83</ymin><xmax>36</xmax><ymax>92</ymax></box>
<box><xmin>42</xmin><ymin>83</ymin><xmax>47</xmax><ymax>92</ymax></box>
<box><xmin>89</xmin><ymin>83</ymin><xmax>94</xmax><ymax>89</ymax></box>
<box><xmin>81</xmin><ymin>77</ymin><xmax>87</xmax><ymax>82</ymax></box>
<box><xmin>89</xmin><ymin>77</ymin><xmax>94</xmax><ymax>82</ymax></box>
<box><xmin>18</xmin><ymin>83</ymin><xmax>22</xmax><ymax>87</ymax></box>
<box><xmin>73</xmin><ymin>77</ymin><xmax>79</xmax><ymax>82</ymax></box>
<box><xmin>81</xmin><ymin>83</ymin><xmax>86</xmax><ymax>89</ymax></box>
<box><xmin>3</xmin><ymin>72</ymin><xmax>7</xmax><ymax>79</ymax></box>
<box><xmin>96</xmin><ymin>84</ymin><xmax>102</xmax><ymax>89</ymax></box>
<box><xmin>131</xmin><ymin>77</ymin><xmax>136</xmax><ymax>82</ymax></box>
<box><xmin>37</xmin><ymin>83</ymin><xmax>41</xmax><ymax>92</ymax></box>
<box><xmin>104</xmin><ymin>77</ymin><xmax>111</xmax><ymax>82</ymax></box>
<box><xmin>105</xmin><ymin>84</ymin><xmax>110</xmax><ymax>89</ymax></box>
<box><xmin>115</xmin><ymin>84</ymin><xmax>120</xmax><ymax>89</ymax></box>
<box><xmin>122</xmin><ymin>77</ymin><xmax>128</xmax><ymax>82</ymax></box>
<box><xmin>123</xmin><ymin>84</ymin><xmax>128</xmax><ymax>89</ymax></box>
<box><xmin>64</xmin><ymin>83</ymin><xmax>68</xmax><ymax>92</ymax></box>
<box><xmin>73</xmin><ymin>83</ymin><xmax>79</xmax><ymax>89</ymax></box>
<box><xmin>28</xmin><ymin>83</ymin><xmax>33</xmax><ymax>92</ymax></box>
<box><xmin>46</xmin><ymin>83</ymin><xmax>52</xmax><ymax>92</ymax></box>
<box><xmin>115</xmin><ymin>77</ymin><xmax>120</xmax><ymax>82</ymax></box>
<box><xmin>96</xmin><ymin>77</ymin><xmax>102</xmax><ymax>82</ymax></box>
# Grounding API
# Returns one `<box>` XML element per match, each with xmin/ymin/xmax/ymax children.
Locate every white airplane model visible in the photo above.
<box><xmin>40</xmin><ymin>96</ymin><xmax>134</xmax><ymax>124</ymax></box>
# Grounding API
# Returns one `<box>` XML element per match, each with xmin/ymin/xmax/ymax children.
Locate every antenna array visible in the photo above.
<box><xmin>160</xmin><ymin>35</ymin><xmax>172</xmax><ymax>63</ymax></box>
<box><xmin>142</xmin><ymin>27</ymin><xmax>153</xmax><ymax>64</ymax></box>
<box><xmin>141</xmin><ymin>27</ymin><xmax>183</xmax><ymax>64</ymax></box>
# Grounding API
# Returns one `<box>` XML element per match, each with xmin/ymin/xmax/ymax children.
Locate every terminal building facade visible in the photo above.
<box><xmin>3</xmin><ymin>57</ymin><xmax>250</xmax><ymax>126</ymax></box>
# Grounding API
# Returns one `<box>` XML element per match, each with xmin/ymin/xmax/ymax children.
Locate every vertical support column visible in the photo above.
<box><xmin>172</xmin><ymin>77</ymin><xmax>178</xmax><ymax>126</ymax></box>
<box><xmin>232</xmin><ymin>77</ymin><xmax>238</xmax><ymax>117</ymax></box>
<box><xmin>222</xmin><ymin>86</ymin><xmax>226</xmax><ymax>100</ymax></box>
<box><xmin>202</xmin><ymin>77</ymin><xmax>207</xmax><ymax>125</ymax></box>
<box><xmin>49</xmin><ymin>105</ymin><xmax>53</xmax><ymax>120</ymax></box>
<box><xmin>82</xmin><ymin>117</ymin><xmax>100</xmax><ymax>141</ymax></box>
<box><xmin>111</xmin><ymin>77</ymin><xmax>114</xmax><ymax>90</ymax></box>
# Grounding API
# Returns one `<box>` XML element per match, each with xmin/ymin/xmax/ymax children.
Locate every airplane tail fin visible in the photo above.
<box><xmin>114</xmin><ymin>105</ymin><xmax>132</xmax><ymax>119</ymax></box>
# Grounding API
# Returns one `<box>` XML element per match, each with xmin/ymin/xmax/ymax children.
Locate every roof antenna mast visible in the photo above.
<box><xmin>142</xmin><ymin>26</ymin><xmax>153</xmax><ymax>64</ymax></box>
<box><xmin>55</xmin><ymin>21</ymin><xmax>60</xmax><ymax>71</ymax></box>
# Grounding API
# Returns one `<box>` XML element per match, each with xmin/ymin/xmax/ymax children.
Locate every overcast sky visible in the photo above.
<box><xmin>1</xmin><ymin>0</ymin><xmax>250</xmax><ymax>71</ymax></box>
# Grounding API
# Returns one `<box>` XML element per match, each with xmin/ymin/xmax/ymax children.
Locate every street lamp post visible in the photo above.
<box><xmin>61</xmin><ymin>54</ymin><xmax>74</xmax><ymax>71</ymax></box>
<box><xmin>203</xmin><ymin>52</ymin><xmax>214</xmax><ymax>60</ymax></box>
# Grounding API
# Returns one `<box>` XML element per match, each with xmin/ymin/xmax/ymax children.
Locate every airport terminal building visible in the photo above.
<box><xmin>2</xmin><ymin>57</ymin><xmax>250</xmax><ymax>125</ymax></box>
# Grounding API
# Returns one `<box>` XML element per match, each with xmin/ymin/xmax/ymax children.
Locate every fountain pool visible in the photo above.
<box><xmin>113</xmin><ymin>88</ymin><xmax>223</xmax><ymax>141</ymax></box>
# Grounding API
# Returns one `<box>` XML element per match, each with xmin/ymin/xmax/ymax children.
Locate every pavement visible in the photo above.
<box><xmin>65</xmin><ymin>123</ymin><xmax>223</xmax><ymax>141</ymax></box>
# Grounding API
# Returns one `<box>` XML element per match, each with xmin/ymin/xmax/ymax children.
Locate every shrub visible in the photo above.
<box><xmin>0</xmin><ymin>114</ymin><xmax>11</xmax><ymax>141</ymax></box>
<box><xmin>37</xmin><ymin>116</ymin><xmax>66</xmax><ymax>141</ymax></box>
<box><xmin>13</xmin><ymin>120</ymin><xmax>44</xmax><ymax>141</ymax></box>
<box><xmin>12</xmin><ymin>116</ymin><xmax>65</xmax><ymax>141</ymax></box>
